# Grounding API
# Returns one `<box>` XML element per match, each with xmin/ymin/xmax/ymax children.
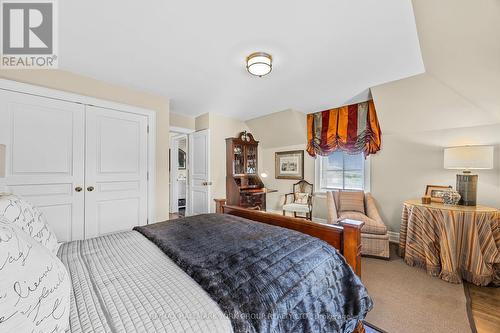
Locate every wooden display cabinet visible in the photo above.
<box><xmin>225</xmin><ymin>131</ymin><xmax>267</xmax><ymax>210</ymax></box>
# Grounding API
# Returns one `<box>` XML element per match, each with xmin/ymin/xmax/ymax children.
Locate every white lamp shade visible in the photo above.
<box><xmin>444</xmin><ymin>145</ymin><xmax>494</xmax><ymax>170</ymax></box>
<box><xmin>0</xmin><ymin>144</ymin><xmax>5</xmax><ymax>178</ymax></box>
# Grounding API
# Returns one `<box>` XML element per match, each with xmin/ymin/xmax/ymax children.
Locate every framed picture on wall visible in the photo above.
<box><xmin>275</xmin><ymin>150</ymin><xmax>304</xmax><ymax>180</ymax></box>
<box><xmin>425</xmin><ymin>185</ymin><xmax>452</xmax><ymax>203</ymax></box>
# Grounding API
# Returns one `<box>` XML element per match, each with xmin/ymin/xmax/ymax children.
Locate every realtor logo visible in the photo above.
<box><xmin>1</xmin><ymin>0</ymin><xmax>58</xmax><ymax>68</ymax></box>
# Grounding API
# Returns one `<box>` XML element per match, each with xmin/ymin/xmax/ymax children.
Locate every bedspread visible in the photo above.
<box><xmin>134</xmin><ymin>213</ymin><xmax>372</xmax><ymax>333</ymax></box>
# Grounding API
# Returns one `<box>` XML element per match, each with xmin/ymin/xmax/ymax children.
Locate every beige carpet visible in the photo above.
<box><xmin>361</xmin><ymin>248</ymin><xmax>473</xmax><ymax>333</ymax></box>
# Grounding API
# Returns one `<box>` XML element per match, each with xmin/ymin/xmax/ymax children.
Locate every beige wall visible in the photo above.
<box><xmin>370</xmin><ymin>124</ymin><xmax>500</xmax><ymax>231</ymax></box>
<box><xmin>0</xmin><ymin>69</ymin><xmax>170</xmax><ymax>221</ymax></box>
<box><xmin>195</xmin><ymin>112</ymin><xmax>249</xmax><ymax>212</ymax></box>
<box><xmin>170</xmin><ymin>112</ymin><xmax>195</xmax><ymax>130</ymax></box>
<box><xmin>247</xmin><ymin>110</ymin><xmax>329</xmax><ymax>220</ymax></box>
<box><xmin>248</xmin><ymin>111</ymin><xmax>500</xmax><ymax>232</ymax></box>
<box><xmin>255</xmin><ymin>122</ymin><xmax>500</xmax><ymax>231</ymax></box>
<box><xmin>195</xmin><ymin>113</ymin><xmax>210</xmax><ymax>131</ymax></box>
<box><xmin>259</xmin><ymin>143</ymin><xmax>329</xmax><ymax>220</ymax></box>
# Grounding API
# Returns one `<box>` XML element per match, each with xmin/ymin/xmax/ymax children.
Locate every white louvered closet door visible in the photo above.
<box><xmin>84</xmin><ymin>106</ymin><xmax>149</xmax><ymax>239</ymax></box>
<box><xmin>0</xmin><ymin>90</ymin><xmax>85</xmax><ymax>242</ymax></box>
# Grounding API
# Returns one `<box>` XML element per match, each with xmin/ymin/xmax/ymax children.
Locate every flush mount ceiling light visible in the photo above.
<box><xmin>246</xmin><ymin>52</ymin><xmax>272</xmax><ymax>77</ymax></box>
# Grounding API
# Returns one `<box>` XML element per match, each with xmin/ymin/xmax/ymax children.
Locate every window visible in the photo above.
<box><xmin>315</xmin><ymin>151</ymin><xmax>368</xmax><ymax>192</ymax></box>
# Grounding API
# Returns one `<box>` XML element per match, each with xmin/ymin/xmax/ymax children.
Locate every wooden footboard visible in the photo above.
<box><xmin>218</xmin><ymin>203</ymin><xmax>364</xmax><ymax>277</ymax></box>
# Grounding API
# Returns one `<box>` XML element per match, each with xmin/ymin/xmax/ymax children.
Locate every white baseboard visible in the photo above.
<box><xmin>387</xmin><ymin>231</ymin><xmax>400</xmax><ymax>243</ymax></box>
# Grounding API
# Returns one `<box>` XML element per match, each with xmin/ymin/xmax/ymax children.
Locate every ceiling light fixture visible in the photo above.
<box><xmin>246</xmin><ymin>52</ymin><xmax>272</xmax><ymax>77</ymax></box>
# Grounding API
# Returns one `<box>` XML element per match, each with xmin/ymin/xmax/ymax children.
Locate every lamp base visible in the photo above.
<box><xmin>456</xmin><ymin>173</ymin><xmax>477</xmax><ymax>206</ymax></box>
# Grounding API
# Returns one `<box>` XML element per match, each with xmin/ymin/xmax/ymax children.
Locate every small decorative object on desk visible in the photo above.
<box><xmin>421</xmin><ymin>196</ymin><xmax>431</xmax><ymax>204</ymax></box>
<box><xmin>442</xmin><ymin>189</ymin><xmax>461</xmax><ymax>205</ymax></box>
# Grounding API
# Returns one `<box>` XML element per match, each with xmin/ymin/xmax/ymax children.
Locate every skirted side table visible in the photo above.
<box><xmin>399</xmin><ymin>199</ymin><xmax>500</xmax><ymax>286</ymax></box>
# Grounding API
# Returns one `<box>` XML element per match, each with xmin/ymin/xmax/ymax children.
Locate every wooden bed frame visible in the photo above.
<box><xmin>216</xmin><ymin>201</ymin><xmax>367</xmax><ymax>333</ymax></box>
<box><xmin>215</xmin><ymin>201</ymin><xmax>364</xmax><ymax>277</ymax></box>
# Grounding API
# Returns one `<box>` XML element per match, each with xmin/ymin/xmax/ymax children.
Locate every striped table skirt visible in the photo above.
<box><xmin>399</xmin><ymin>201</ymin><xmax>500</xmax><ymax>286</ymax></box>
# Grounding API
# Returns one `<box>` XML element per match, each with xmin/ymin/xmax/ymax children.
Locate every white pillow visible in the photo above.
<box><xmin>0</xmin><ymin>194</ymin><xmax>59</xmax><ymax>254</ymax></box>
<box><xmin>0</xmin><ymin>222</ymin><xmax>70</xmax><ymax>332</ymax></box>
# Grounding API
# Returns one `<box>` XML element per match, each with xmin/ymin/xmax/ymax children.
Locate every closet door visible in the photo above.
<box><xmin>84</xmin><ymin>106</ymin><xmax>148</xmax><ymax>238</ymax></box>
<box><xmin>0</xmin><ymin>90</ymin><xmax>85</xmax><ymax>241</ymax></box>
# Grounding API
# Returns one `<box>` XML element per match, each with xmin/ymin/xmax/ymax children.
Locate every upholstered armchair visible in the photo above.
<box><xmin>326</xmin><ymin>190</ymin><xmax>389</xmax><ymax>258</ymax></box>
<box><xmin>282</xmin><ymin>180</ymin><xmax>313</xmax><ymax>220</ymax></box>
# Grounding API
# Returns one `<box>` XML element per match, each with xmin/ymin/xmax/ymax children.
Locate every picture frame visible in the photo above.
<box><xmin>275</xmin><ymin>150</ymin><xmax>304</xmax><ymax>180</ymax></box>
<box><xmin>425</xmin><ymin>185</ymin><xmax>452</xmax><ymax>203</ymax></box>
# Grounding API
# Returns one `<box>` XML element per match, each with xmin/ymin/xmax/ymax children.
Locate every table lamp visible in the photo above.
<box><xmin>444</xmin><ymin>145</ymin><xmax>494</xmax><ymax>206</ymax></box>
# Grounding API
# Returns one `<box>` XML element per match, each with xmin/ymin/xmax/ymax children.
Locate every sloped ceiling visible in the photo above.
<box><xmin>58</xmin><ymin>0</ymin><xmax>424</xmax><ymax>120</ymax></box>
<box><xmin>372</xmin><ymin>0</ymin><xmax>500</xmax><ymax>134</ymax></box>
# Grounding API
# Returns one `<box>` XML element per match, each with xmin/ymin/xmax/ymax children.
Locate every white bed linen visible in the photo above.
<box><xmin>58</xmin><ymin>230</ymin><xmax>233</xmax><ymax>333</ymax></box>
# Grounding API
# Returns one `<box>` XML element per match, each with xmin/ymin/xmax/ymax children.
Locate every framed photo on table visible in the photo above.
<box><xmin>275</xmin><ymin>150</ymin><xmax>304</xmax><ymax>180</ymax></box>
<box><xmin>425</xmin><ymin>185</ymin><xmax>452</xmax><ymax>203</ymax></box>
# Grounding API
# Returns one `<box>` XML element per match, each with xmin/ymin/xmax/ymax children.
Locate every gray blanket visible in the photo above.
<box><xmin>134</xmin><ymin>214</ymin><xmax>373</xmax><ymax>333</ymax></box>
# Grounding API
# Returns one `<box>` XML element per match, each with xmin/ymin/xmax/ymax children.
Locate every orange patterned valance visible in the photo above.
<box><xmin>306</xmin><ymin>100</ymin><xmax>382</xmax><ymax>158</ymax></box>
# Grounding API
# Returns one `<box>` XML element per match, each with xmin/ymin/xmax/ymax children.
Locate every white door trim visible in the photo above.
<box><xmin>170</xmin><ymin>136</ymin><xmax>179</xmax><ymax>213</ymax></box>
<box><xmin>0</xmin><ymin>79</ymin><xmax>156</xmax><ymax>228</ymax></box>
<box><xmin>170</xmin><ymin>126</ymin><xmax>194</xmax><ymax>134</ymax></box>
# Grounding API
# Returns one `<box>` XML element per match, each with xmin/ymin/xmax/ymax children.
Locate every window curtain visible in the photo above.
<box><xmin>306</xmin><ymin>100</ymin><xmax>382</xmax><ymax>158</ymax></box>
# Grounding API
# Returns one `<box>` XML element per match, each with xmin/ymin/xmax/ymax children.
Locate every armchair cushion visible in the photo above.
<box><xmin>339</xmin><ymin>211</ymin><xmax>387</xmax><ymax>235</ymax></box>
<box><xmin>338</xmin><ymin>190</ymin><xmax>365</xmax><ymax>214</ymax></box>
<box><xmin>283</xmin><ymin>203</ymin><xmax>311</xmax><ymax>213</ymax></box>
<box><xmin>365</xmin><ymin>193</ymin><xmax>383</xmax><ymax>223</ymax></box>
<box><xmin>294</xmin><ymin>192</ymin><xmax>309</xmax><ymax>204</ymax></box>
<box><xmin>326</xmin><ymin>191</ymin><xmax>338</xmax><ymax>223</ymax></box>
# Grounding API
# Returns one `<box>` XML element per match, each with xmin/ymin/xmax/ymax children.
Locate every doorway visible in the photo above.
<box><xmin>170</xmin><ymin>132</ymin><xmax>188</xmax><ymax>217</ymax></box>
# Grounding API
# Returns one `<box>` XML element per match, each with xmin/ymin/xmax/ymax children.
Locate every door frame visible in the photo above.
<box><xmin>0</xmin><ymin>79</ymin><xmax>157</xmax><ymax>227</ymax></box>
<box><xmin>169</xmin><ymin>135</ymin><xmax>180</xmax><ymax>213</ymax></box>
<box><xmin>188</xmin><ymin>129</ymin><xmax>211</xmax><ymax>216</ymax></box>
<box><xmin>170</xmin><ymin>127</ymin><xmax>193</xmax><ymax>215</ymax></box>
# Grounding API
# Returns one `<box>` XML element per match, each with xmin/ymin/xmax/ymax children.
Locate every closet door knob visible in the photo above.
<box><xmin>75</xmin><ymin>187</ymin><xmax>83</xmax><ymax>192</ymax></box>
<box><xmin>87</xmin><ymin>186</ymin><xmax>95</xmax><ymax>192</ymax></box>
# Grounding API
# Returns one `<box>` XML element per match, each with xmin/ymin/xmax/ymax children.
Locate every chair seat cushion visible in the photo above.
<box><xmin>339</xmin><ymin>211</ymin><xmax>387</xmax><ymax>235</ymax></box>
<box><xmin>283</xmin><ymin>203</ymin><xmax>310</xmax><ymax>213</ymax></box>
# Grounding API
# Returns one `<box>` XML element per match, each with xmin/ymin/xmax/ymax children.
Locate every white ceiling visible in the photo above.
<box><xmin>59</xmin><ymin>0</ymin><xmax>424</xmax><ymax>120</ymax></box>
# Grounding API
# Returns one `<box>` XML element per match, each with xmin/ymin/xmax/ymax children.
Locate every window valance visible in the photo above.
<box><xmin>306</xmin><ymin>100</ymin><xmax>382</xmax><ymax>158</ymax></box>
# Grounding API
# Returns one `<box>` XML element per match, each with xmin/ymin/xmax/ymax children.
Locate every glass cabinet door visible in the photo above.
<box><xmin>233</xmin><ymin>144</ymin><xmax>245</xmax><ymax>174</ymax></box>
<box><xmin>245</xmin><ymin>145</ymin><xmax>257</xmax><ymax>174</ymax></box>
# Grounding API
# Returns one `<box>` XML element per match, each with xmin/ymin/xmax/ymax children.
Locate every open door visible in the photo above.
<box><xmin>188</xmin><ymin>129</ymin><xmax>210</xmax><ymax>215</ymax></box>
<box><xmin>169</xmin><ymin>138</ymin><xmax>179</xmax><ymax>213</ymax></box>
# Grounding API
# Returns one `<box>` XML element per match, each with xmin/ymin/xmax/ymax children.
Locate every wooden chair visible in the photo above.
<box><xmin>282</xmin><ymin>180</ymin><xmax>313</xmax><ymax>220</ymax></box>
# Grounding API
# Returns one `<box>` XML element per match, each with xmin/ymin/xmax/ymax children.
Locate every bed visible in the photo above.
<box><xmin>57</xmin><ymin>206</ymin><xmax>372</xmax><ymax>333</ymax></box>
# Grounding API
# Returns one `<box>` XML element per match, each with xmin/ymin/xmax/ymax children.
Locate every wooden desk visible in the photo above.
<box><xmin>400</xmin><ymin>199</ymin><xmax>500</xmax><ymax>286</ymax></box>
